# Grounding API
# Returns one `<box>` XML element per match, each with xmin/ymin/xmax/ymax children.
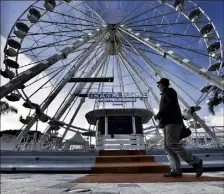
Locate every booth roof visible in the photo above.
<box><xmin>67</xmin><ymin>132</ymin><xmax>88</xmax><ymax>145</ymax></box>
<box><xmin>85</xmin><ymin>108</ymin><xmax>153</xmax><ymax>125</ymax></box>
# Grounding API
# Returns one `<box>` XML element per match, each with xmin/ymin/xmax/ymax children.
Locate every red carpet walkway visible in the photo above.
<box><xmin>72</xmin><ymin>173</ymin><xmax>224</xmax><ymax>183</ymax></box>
<box><xmin>72</xmin><ymin>150</ymin><xmax>224</xmax><ymax>183</ymax></box>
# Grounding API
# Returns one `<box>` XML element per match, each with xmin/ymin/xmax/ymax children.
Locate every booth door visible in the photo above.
<box><xmin>108</xmin><ymin>116</ymin><xmax>132</xmax><ymax>134</ymax></box>
<box><xmin>135</xmin><ymin>116</ymin><xmax>143</xmax><ymax>134</ymax></box>
<box><xmin>97</xmin><ymin>117</ymin><xmax>105</xmax><ymax>135</ymax></box>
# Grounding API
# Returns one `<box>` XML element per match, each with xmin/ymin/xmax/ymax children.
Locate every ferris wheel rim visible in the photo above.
<box><xmin>1</xmin><ymin>0</ymin><xmax>223</xmax><ymax>139</ymax></box>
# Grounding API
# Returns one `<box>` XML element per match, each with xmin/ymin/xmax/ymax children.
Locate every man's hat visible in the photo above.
<box><xmin>157</xmin><ymin>78</ymin><xmax>170</xmax><ymax>86</ymax></box>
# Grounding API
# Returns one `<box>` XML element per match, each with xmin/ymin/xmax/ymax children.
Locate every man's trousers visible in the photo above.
<box><xmin>164</xmin><ymin>124</ymin><xmax>200</xmax><ymax>172</ymax></box>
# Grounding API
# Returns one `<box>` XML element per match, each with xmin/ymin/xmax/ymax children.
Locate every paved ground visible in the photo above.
<box><xmin>1</xmin><ymin>172</ymin><xmax>224</xmax><ymax>194</ymax></box>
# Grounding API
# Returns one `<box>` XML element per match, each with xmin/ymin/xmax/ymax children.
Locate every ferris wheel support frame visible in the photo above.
<box><xmin>84</xmin><ymin>3</ymin><xmax>107</xmax><ymax>25</ymax></box>
<box><xmin>119</xmin><ymin>29</ymin><xmax>221</xmax><ymax>145</ymax></box>
<box><xmin>119</xmin><ymin>27</ymin><xmax>224</xmax><ymax>91</ymax></box>
<box><xmin>119</xmin><ymin>50</ymin><xmax>160</xmax><ymax>105</ymax></box>
<box><xmin>0</xmin><ymin>28</ymin><xmax>106</xmax><ymax>100</ymax></box>
<box><xmin>57</xmin><ymin>51</ymin><xmax>109</xmax><ymax>142</ymax></box>
<box><xmin>118</xmin><ymin>51</ymin><xmax>161</xmax><ymax>135</ymax></box>
<box><xmin>60</xmin><ymin>59</ymin><xmax>108</xmax><ymax>142</ymax></box>
<box><xmin>14</xmin><ymin>29</ymin><xmax>108</xmax><ymax>148</ymax></box>
<box><xmin>118</xmin><ymin>52</ymin><xmax>154</xmax><ymax>113</ymax></box>
<box><xmin>38</xmin><ymin>46</ymin><xmax>110</xmax><ymax>146</ymax></box>
<box><xmin>119</xmin><ymin>50</ymin><xmax>164</xmax><ymax>135</ymax></box>
<box><xmin>60</xmin><ymin>98</ymin><xmax>86</xmax><ymax>142</ymax></box>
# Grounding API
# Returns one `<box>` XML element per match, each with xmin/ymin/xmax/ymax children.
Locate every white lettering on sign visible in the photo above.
<box><xmin>98</xmin><ymin>98</ymin><xmax>137</xmax><ymax>102</ymax></box>
<box><xmin>88</xmin><ymin>92</ymin><xmax>148</xmax><ymax>99</ymax></box>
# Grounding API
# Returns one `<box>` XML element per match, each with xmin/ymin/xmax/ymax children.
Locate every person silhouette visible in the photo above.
<box><xmin>154</xmin><ymin>78</ymin><xmax>203</xmax><ymax>177</ymax></box>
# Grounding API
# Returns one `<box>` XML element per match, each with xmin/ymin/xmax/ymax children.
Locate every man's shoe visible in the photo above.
<box><xmin>163</xmin><ymin>171</ymin><xmax>183</xmax><ymax>177</ymax></box>
<box><xmin>192</xmin><ymin>159</ymin><xmax>203</xmax><ymax>178</ymax></box>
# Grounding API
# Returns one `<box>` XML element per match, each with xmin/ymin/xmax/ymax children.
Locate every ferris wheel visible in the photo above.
<box><xmin>0</xmin><ymin>0</ymin><xmax>223</xmax><ymax>150</ymax></box>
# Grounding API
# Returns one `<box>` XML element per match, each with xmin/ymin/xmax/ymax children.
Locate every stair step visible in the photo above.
<box><xmin>92</xmin><ymin>150</ymin><xmax>169</xmax><ymax>174</ymax></box>
<box><xmin>92</xmin><ymin>162</ymin><xmax>169</xmax><ymax>174</ymax></box>
<box><xmin>99</xmin><ymin>150</ymin><xmax>145</xmax><ymax>156</ymax></box>
<box><xmin>96</xmin><ymin>155</ymin><xmax>155</xmax><ymax>163</ymax></box>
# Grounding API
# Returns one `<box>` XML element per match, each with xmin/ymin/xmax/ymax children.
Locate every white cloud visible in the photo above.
<box><xmin>204</xmin><ymin>107</ymin><xmax>224</xmax><ymax>126</ymax></box>
<box><xmin>0</xmin><ymin>35</ymin><xmax>95</xmax><ymax>142</ymax></box>
<box><xmin>1</xmin><ymin>36</ymin><xmax>30</xmax><ymax>131</ymax></box>
<box><xmin>153</xmin><ymin>108</ymin><xmax>159</xmax><ymax>114</ymax></box>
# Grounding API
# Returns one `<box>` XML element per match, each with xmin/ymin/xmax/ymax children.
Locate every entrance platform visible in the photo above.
<box><xmin>1</xmin><ymin>172</ymin><xmax>224</xmax><ymax>194</ymax></box>
<box><xmin>1</xmin><ymin>149</ymin><xmax>224</xmax><ymax>193</ymax></box>
<box><xmin>1</xmin><ymin>148</ymin><xmax>224</xmax><ymax>173</ymax></box>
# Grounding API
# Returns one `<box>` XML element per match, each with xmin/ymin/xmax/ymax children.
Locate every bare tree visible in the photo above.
<box><xmin>0</xmin><ymin>101</ymin><xmax>18</xmax><ymax>115</ymax></box>
<box><xmin>207</xmin><ymin>88</ymin><xmax>224</xmax><ymax>115</ymax></box>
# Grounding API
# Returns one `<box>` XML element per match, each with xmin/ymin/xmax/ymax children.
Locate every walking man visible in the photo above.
<box><xmin>154</xmin><ymin>78</ymin><xmax>203</xmax><ymax>177</ymax></box>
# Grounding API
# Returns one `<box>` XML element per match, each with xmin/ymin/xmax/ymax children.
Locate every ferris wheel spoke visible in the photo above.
<box><xmin>119</xmin><ymin>2</ymin><xmax>146</xmax><ymax>24</ymax></box>
<box><xmin>58</xmin><ymin>55</ymin><xmax>108</xmax><ymax>141</ymax></box>
<box><xmin>127</xmin><ymin>47</ymin><xmax>192</xmax><ymax>108</ymax></box>
<box><xmin>19</xmin><ymin>32</ymin><xmax>93</xmax><ymax>54</ymax></box>
<box><xmin>122</xmin><ymin>3</ymin><xmax>163</xmax><ymax>25</ymax></box>
<box><xmin>127</xmin><ymin>21</ymin><xmax>199</xmax><ymax>28</ymax></box>
<box><xmin>10</xmin><ymin>29</ymin><xmax>80</xmax><ymax>38</ymax></box>
<box><xmin>28</xmin><ymin>19</ymin><xmax>98</xmax><ymax>28</ymax></box>
<box><xmin>119</xmin><ymin>27</ymin><xmax>224</xmax><ymax>90</ymax></box>
<box><xmin>113</xmin><ymin>34</ymin><xmax>126</xmax><ymax>108</ymax></box>
<box><xmin>146</xmin><ymin>36</ymin><xmax>217</xmax><ymax>60</ymax></box>
<box><xmin>18</xmin><ymin>30</ymin><xmax>108</xmax><ymax>136</ymax></box>
<box><xmin>19</xmin><ymin>38</ymin><xmax>75</xmax><ymax>54</ymax></box>
<box><xmin>20</xmin><ymin>45</ymin><xmax>51</xmax><ymax>67</ymax></box>
<box><xmin>25</xmin><ymin>64</ymin><xmax>66</xmax><ymax>88</ymax></box>
<box><xmin>23</xmin><ymin>30</ymin><xmax>54</xmax><ymax>46</ymax></box>
<box><xmin>123</xmin><ymin>52</ymin><xmax>220</xmax><ymax>141</ymax></box>
<box><xmin>17</xmin><ymin>59</ymin><xmax>48</xmax><ymax>69</ymax></box>
<box><xmin>93</xmin><ymin>58</ymin><xmax>107</xmax><ymax>109</ymax></box>
<box><xmin>132</xmin><ymin>28</ymin><xmax>209</xmax><ymax>39</ymax></box>
<box><xmin>26</xmin><ymin>62</ymin><xmax>73</xmax><ymax>98</ymax></box>
<box><xmin>119</xmin><ymin>28</ymin><xmax>217</xmax><ymax>109</ymax></box>
<box><xmin>124</xmin><ymin>44</ymin><xmax>162</xmax><ymax>57</ymax></box>
<box><xmin>1</xmin><ymin>1</ymin><xmax>223</xmax><ymax>149</ymax></box>
<box><xmin>66</xmin><ymin>3</ymin><xmax>103</xmax><ymax>25</ymax></box>
<box><xmin>31</xmin><ymin>24</ymin><xmax>94</xmax><ymax>45</ymax></box>
<box><xmin>60</xmin><ymin>99</ymin><xmax>83</xmax><ymax>140</ymax></box>
<box><xmin>125</xmin><ymin>6</ymin><xmax>193</xmax><ymax>26</ymax></box>
<box><xmin>26</xmin><ymin>28</ymin><xmax>93</xmax><ymax>37</ymax></box>
<box><xmin>38</xmin><ymin>19</ymin><xmax>94</xmax><ymax>33</ymax></box>
<box><xmin>160</xmin><ymin>66</ymin><xmax>201</xmax><ymax>91</ymax></box>
<box><xmin>123</xmin><ymin>49</ymin><xmax>157</xmax><ymax>82</ymax></box>
<box><xmin>100</xmin><ymin>57</ymin><xmax>111</xmax><ymax>108</ymax></box>
<box><xmin>118</xmin><ymin>30</ymin><xmax>162</xmax><ymax>84</ymax></box>
<box><xmin>41</xmin><ymin>54</ymin><xmax>90</xmax><ymax>102</ymax></box>
<box><xmin>84</xmin><ymin>3</ymin><xmax>107</xmax><ymax>25</ymax></box>
<box><xmin>120</xmin><ymin>49</ymin><xmax>160</xmax><ymax>105</ymax></box>
<box><xmin>52</xmin><ymin>7</ymin><xmax>103</xmax><ymax>26</ymax></box>
<box><xmin>17</xmin><ymin>47</ymin><xmax>86</xmax><ymax>71</ymax></box>
<box><xmin>118</xmin><ymin>52</ymin><xmax>155</xmax><ymax>113</ymax></box>
<box><xmin>32</xmin><ymin>1</ymin><xmax>97</xmax><ymax>26</ymax></box>
<box><xmin>43</xmin><ymin>46</ymin><xmax>104</xmax><ymax>97</ymax></box>
<box><xmin>116</xmin><ymin>55</ymin><xmax>126</xmax><ymax>108</ymax></box>
<box><xmin>0</xmin><ymin>29</ymin><xmax>105</xmax><ymax>99</ymax></box>
<box><xmin>46</xmin><ymin>49</ymin><xmax>109</xmax><ymax>133</ymax></box>
<box><xmin>160</xmin><ymin>71</ymin><xmax>198</xmax><ymax>103</ymax></box>
<box><xmin>61</xmin><ymin>94</ymin><xmax>78</xmax><ymax>123</ymax></box>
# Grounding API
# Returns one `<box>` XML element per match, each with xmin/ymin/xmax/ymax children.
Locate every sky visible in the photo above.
<box><xmin>0</xmin><ymin>1</ymin><xmax>223</xmax><ymax>142</ymax></box>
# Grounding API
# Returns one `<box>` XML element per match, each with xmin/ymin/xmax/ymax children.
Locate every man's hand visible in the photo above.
<box><xmin>154</xmin><ymin>114</ymin><xmax>160</xmax><ymax>120</ymax></box>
